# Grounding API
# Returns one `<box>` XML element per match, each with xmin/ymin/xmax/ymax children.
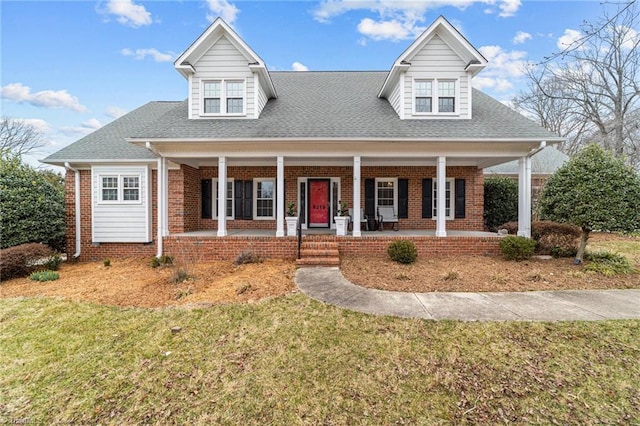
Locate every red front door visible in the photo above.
<box><xmin>308</xmin><ymin>179</ymin><xmax>330</xmax><ymax>228</ymax></box>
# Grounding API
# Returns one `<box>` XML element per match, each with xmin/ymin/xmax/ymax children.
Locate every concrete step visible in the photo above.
<box><xmin>296</xmin><ymin>257</ymin><xmax>341</xmax><ymax>267</ymax></box>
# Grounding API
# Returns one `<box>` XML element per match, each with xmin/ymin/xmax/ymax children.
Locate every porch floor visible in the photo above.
<box><xmin>173</xmin><ymin>229</ymin><xmax>500</xmax><ymax>238</ymax></box>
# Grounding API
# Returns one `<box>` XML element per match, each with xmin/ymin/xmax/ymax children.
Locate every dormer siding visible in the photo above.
<box><xmin>189</xmin><ymin>35</ymin><xmax>255</xmax><ymax>119</ymax></box>
<box><xmin>404</xmin><ymin>35</ymin><xmax>470</xmax><ymax>119</ymax></box>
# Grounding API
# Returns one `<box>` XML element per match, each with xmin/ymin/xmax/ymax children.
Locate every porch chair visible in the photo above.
<box><xmin>348</xmin><ymin>208</ymin><xmax>369</xmax><ymax>231</ymax></box>
<box><xmin>377</xmin><ymin>206</ymin><xmax>399</xmax><ymax>231</ymax></box>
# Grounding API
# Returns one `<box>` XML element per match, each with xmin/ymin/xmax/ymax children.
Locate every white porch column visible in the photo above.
<box><xmin>276</xmin><ymin>156</ymin><xmax>285</xmax><ymax>237</ymax></box>
<box><xmin>436</xmin><ymin>156</ymin><xmax>447</xmax><ymax>237</ymax></box>
<box><xmin>353</xmin><ymin>156</ymin><xmax>362</xmax><ymax>237</ymax></box>
<box><xmin>217</xmin><ymin>156</ymin><xmax>227</xmax><ymax>237</ymax></box>
<box><xmin>156</xmin><ymin>157</ymin><xmax>164</xmax><ymax>257</ymax></box>
<box><xmin>517</xmin><ymin>156</ymin><xmax>532</xmax><ymax>238</ymax></box>
<box><xmin>162</xmin><ymin>157</ymin><xmax>169</xmax><ymax>237</ymax></box>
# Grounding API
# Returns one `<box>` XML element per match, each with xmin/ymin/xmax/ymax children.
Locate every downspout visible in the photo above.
<box><xmin>147</xmin><ymin>142</ymin><xmax>163</xmax><ymax>259</ymax></box>
<box><xmin>527</xmin><ymin>141</ymin><xmax>546</xmax><ymax>159</ymax></box>
<box><xmin>64</xmin><ymin>162</ymin><xmax>81</xmax><ymax>259</ymax></box>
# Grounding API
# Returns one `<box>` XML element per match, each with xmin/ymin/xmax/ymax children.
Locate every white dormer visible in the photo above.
<box><xmin>174</xmin><ymin>18</ymin><xmax>277</xmax><ymax>119</ymax></box>
<box><xmin>379</xmin><ymin>16</ymin><xmax>487</xmax><ymax>120</ymax></box>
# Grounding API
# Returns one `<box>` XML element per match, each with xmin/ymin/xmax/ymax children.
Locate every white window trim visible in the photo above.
<box><xmin>97</xmin><ymin>173</ymin><xmax>142</xmax><ymax>205</ymax></box>
<box><xmin>374</xmin><ymin>177</ymin><xmax>398</xmax><ymax>213</ymax></box>
<box><xmin>212</xmin><ymin>178</ymin><xmax>234</xmax><ymax>220</ymax></box>
<box><xmin>253</xmin><ymin>178</ymin><xmax>276</xmax><ymax>220</ymax></box>
<box><xmin>412</xmin><ymin>77</ymin><xmax>460</xmax><ymax>116</ymax></box>
<box><xmin>201</xmin><ymin>78</ymin><xmax>246</xmax><ymax>117</ymax></box>
<box><xmin>432</xmin><ymin>178</ymin><xmax>455</xmax><ymax>220</ymax></box>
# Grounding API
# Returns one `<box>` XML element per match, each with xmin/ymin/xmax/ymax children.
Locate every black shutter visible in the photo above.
<box><xmin>364</xmin><ymin>179</ymin><xmax>375</xmax><ymax>217</ymax></box>
<box><xmin>243</xmin><ymin>180</ymin><xmax>253</xmax><ymax>220</ymax></box>
<box><xmin>422</xmin><ymin>178</ymin><xmax>433</xmax><ymax>219</ymax></box>
<box><xmin>234</xmin><ymin>180</ymin><xmax>244</xmax><ymax>220</ymax></box>
<box><xmin>398</xmin><ymin>178</ymin><xmax>409</xmax><ymax>219</ymax></box>
<box><xmin>201</xmin><ymin>179</ymin><xmax>212</xmax><ymax>219</ymax></box>
<box><xmin>455</xmin><ymin>178</ymin><xmax>466</xmax><ymax>219</ymax></box>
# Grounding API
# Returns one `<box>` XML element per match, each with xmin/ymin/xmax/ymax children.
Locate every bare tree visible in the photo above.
<box><xmin>512</xmin><ymin>76</ymin><xmax>593</xmax><ymax>156</ymax></box>
<box><xmin>0</xmin><ymin>116</ymin><xmax>46</xmax><ymax>157</ymax></box>
<box><xmin>527</xmin><ymin>1</ymin><xmax>640</xmax><ymax>166</ymax></box>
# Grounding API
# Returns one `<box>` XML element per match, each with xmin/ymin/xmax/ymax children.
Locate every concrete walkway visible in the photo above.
<box><xmin>295</xmin><ymin>267</ymin><xmax>640</xmax><ymax>321</ymax></box>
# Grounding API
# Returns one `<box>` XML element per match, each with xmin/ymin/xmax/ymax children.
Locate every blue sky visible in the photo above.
<box><xmin>1</xmin><ymin>0</ymin><xmax>606</xmax><ymax>168</ymax></box>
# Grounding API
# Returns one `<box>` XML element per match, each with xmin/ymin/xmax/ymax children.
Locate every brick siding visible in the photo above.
<box><xmin>67</xmin><ymin>165</ymin><xmax>491</xmax><ymax>261</ymax></box>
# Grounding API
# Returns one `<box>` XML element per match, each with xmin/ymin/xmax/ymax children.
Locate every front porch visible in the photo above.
<box><xmin>163</xmin><ymin>229</ymin><xmax>503</xmax><ymax>262</ymax></box>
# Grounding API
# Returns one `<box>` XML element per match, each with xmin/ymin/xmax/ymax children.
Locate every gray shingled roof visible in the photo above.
<box><xmin>43</xmin><ymin>101</ymin><xmax>179</xmax><ymax>163</ymax></box>
<box><xmin>44</xmin><ymin>71</ymin><xmax>561</xmax><ymax>163</ymax></box>
<box><xmin>484</xmin><ymin>145</ymin><xmax>570</xmax><ymax>175</ymax></box>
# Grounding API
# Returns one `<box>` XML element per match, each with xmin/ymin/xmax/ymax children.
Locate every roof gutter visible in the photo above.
<box><xmin>64</xmin><ymin>162</ymin><xmax>81</xmax><ymax>259</ymax></box>
<box><xmin>527</xmin><ymin>141</ymin><xmax>547</xmax><ymax>158</ymax></box>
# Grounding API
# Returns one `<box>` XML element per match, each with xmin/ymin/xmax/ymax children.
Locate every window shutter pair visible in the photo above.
<box><xmin>364</xmin><ymin>178</ymin><xmax>408</xmax><ymax>218</ymax></box>
<box><xmin>421</xmin><ymin>178</ymin><xmax>466</xmax><ymax>219</ymax></box>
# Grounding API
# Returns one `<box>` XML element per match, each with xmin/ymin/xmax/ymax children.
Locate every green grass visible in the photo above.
<box><xmin>590</xmin><ymin>236</ymin><xmax>640</xmax><ymax>264</ymax></box>
<box><xmin>1</xmin><ymin>297</ymin><xmax>639</xmax><ymax>424</ymax></box>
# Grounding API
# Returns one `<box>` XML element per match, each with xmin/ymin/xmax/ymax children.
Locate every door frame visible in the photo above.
<box><xmin>297</xmin><ymin>177</ymin><xmax>341</xmax><ymax>230</ymax></box>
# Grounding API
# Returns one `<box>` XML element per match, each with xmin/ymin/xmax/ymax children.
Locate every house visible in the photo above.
<box><xmin>43</xmin><ymin>16</ymin><xmax>562</xmax><ymax>262</ymax></box>
<box><xmin>485</xmin><ymin>145</ymin><xmax>570</xmax><ymax>207</ymax></box>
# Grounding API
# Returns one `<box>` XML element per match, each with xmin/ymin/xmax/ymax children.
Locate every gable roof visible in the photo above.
<box><xmin>484</xmin><ymin>145</ymin><xmax>570</xmax><ymax>175</ymax></box>
<box><xmin>379</xmin><ymin>15</ymin><xmax>488</xmax><ymax>98</ymax></box>
<box><xmin>174</xmin><ymin>18</ymin><xmax>277</xmax><ymax>99</ymax></box>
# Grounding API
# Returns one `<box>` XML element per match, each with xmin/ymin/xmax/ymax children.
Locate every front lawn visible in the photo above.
<box><xmin>1</xmin><ymin>296</ymin><xmax>639</xmax><ymax>424</ymax></box>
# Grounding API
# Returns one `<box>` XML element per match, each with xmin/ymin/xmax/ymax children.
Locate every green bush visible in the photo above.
<box><xmin>387</xmin><ymin>240</ymin><xmax>418</xmax><ymax>264</ymax></box>
<box><xmin>499</xmin><ymin>236</ymin><xmax>536</xmax><ymax>261</ymax></box>
<box><xmin>0</xmin><ymin>243</ymin><xmax>53</xmax><ymax>279</ymax></box>
<box><xmin>0</xmin><ymin>152</ymin><xmax>65</xmax><ymax>252</ymax></box>
<box><xmin>484</xmin><ymin>176</ymin><xmax>518</xmax><ymax>232</ymax></box>
<box><xmin>497</xmin><ymin>221</ymin><xmax>580</xmax><ymax>257</ymax></box>
<box><xmin>584</xmin><ymin>251</ymin><xmax>636</xmax><ymax>276</ymax></box>
<box><xmin>29</xmin><ymin>270</ymin><xmax>59</xmax><ymax>282</ymax></box>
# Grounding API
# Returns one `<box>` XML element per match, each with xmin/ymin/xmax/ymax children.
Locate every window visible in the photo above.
<box><xmin>100</xmin><ymin>175</ymin><xmax>141</xmax><ymax>203</ymax></box>
<box><xmin>413</xmin><ymin>79</ymin><xmax>457</xmax><ymax>114</ymax></box>
<box><xmin>101</xmin><ymin>176</ymin><xmax>118</xmax><ymax>201</ymax></box>
<box><xmin>254</xmin><ymin>178</ymin><xmax>275</xmax><ymax>219</ymax></box>
<box><xmin>202</xmin><ymin>79</ymin><xmax>245</xmax><ymax>115</ymax></box>
<box><xmin>438</xmin><ymin>81</ymin><xmax>455</xmax><ymax>113</ymax></box>
<box><xmin>213</xmin><ymin>179</ymin><xmax>234</xmax><ymax>219</ymax></box>
<box><xmin>432</xmin><ymin>179</ymin><xmax>454</xmax><ymax>219</ymax></box>
<box><xmin>123</xmin><ymin>177</ymin><xmax>140</xmax><ymax>201</ymax></box>
<box><xmin>414</xmin><ymin>80</ymin><xmax>432</xmax><ymax>113</ymax></box>
<box><xmin>375</xmin><ymin>178</ymin><xmax>397</xmax><ymax>210</ymax></box>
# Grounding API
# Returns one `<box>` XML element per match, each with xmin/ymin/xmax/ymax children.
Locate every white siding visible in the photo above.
<box><xmin>388</xmin><ymin>78</ymin><xmax>402</xmax><ymax>117</ymax></box>
<box><xmin>404</xmin><ymin>34</ymin><xmax>470</xmax><ymax>119</ymax></box>
<box><xmin>92</xmin><ymin>166</ymin><xmax>152</xmax><ymax>243</ymax></box>
<box><xmin>190</xmin><ymin>35</ymin><xmax>255</xmax><ymax>119</ymax></box>
<box><xmin>256</xmin><ymin>78</ymin><xmax>268</xmax><ymax>116</ymax></box>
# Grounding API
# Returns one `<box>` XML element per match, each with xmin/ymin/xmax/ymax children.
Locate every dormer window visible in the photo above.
<box><xmin>413</xmin><ymin>78</ymin><xmax>457</xmax><ymax>115</ymax></box>
<box><xmin>202</xmin><ymin>79</ymin><xmax>245</xmax><ymax>116</ymax></box>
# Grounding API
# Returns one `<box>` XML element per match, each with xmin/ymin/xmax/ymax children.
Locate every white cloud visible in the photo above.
<box><xmin>0</xmin><ymin>83</ymin><xmax>87</xmax><ymax>112</ymax></box>
<box><xmin>473</xmin><ymin>45</ymin><xmax>529</xmax><ymax>93</ymax></box>
<box><xmin>557</xmin><ymin>29</ymin><xmax>583</xmax><ymax>50</ymax></box>
<box><xmin>357</xmin><ymin>18</ymin><xmax>416</xmax><ymax>41</ymax></box>
<box><xmin>60</xmin><ymin>119</ymin><xmax>102</xmax><ymax>137</ymax></box>
<box><xmin>498</xmin><ymin>0</ymin><xmax>521</xmax><ymax>17</ymax></box>
<box><xmin>292</xmin><ymin>62</ymin><xmax>309</xmax><ymax>71</ymax></box>
<box><xmin>16</xmin><ymin>118</ymin><xmax>51</xmax><ymax>134</ymax></box>
<box><xmin>105</xmin><ymin>106</ymin><xmax>128</xmax><ymax>119</ymax></box>
<box><xmin>121</xmin><ymin>48</ymin><xmax>174</xmax><ymax>62</ymax></box>
<box><xmin>619</xmin><ymin>26</ymin><xmax>639</xmax><ymax>50</ymax></box>
<box><xmin>104</xmin><ymin>0</ymin><xmax>152</xmax><ymax>27</ymax></box>
<box><xmin>206</xmin><ymin>0</ymin><xmax>240</xmax><ymax>25</ymax></box>
<box><xmin>512</xmin><ymin>31</ymin><xmax>532</xmax><ymax>45</ymax></box>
